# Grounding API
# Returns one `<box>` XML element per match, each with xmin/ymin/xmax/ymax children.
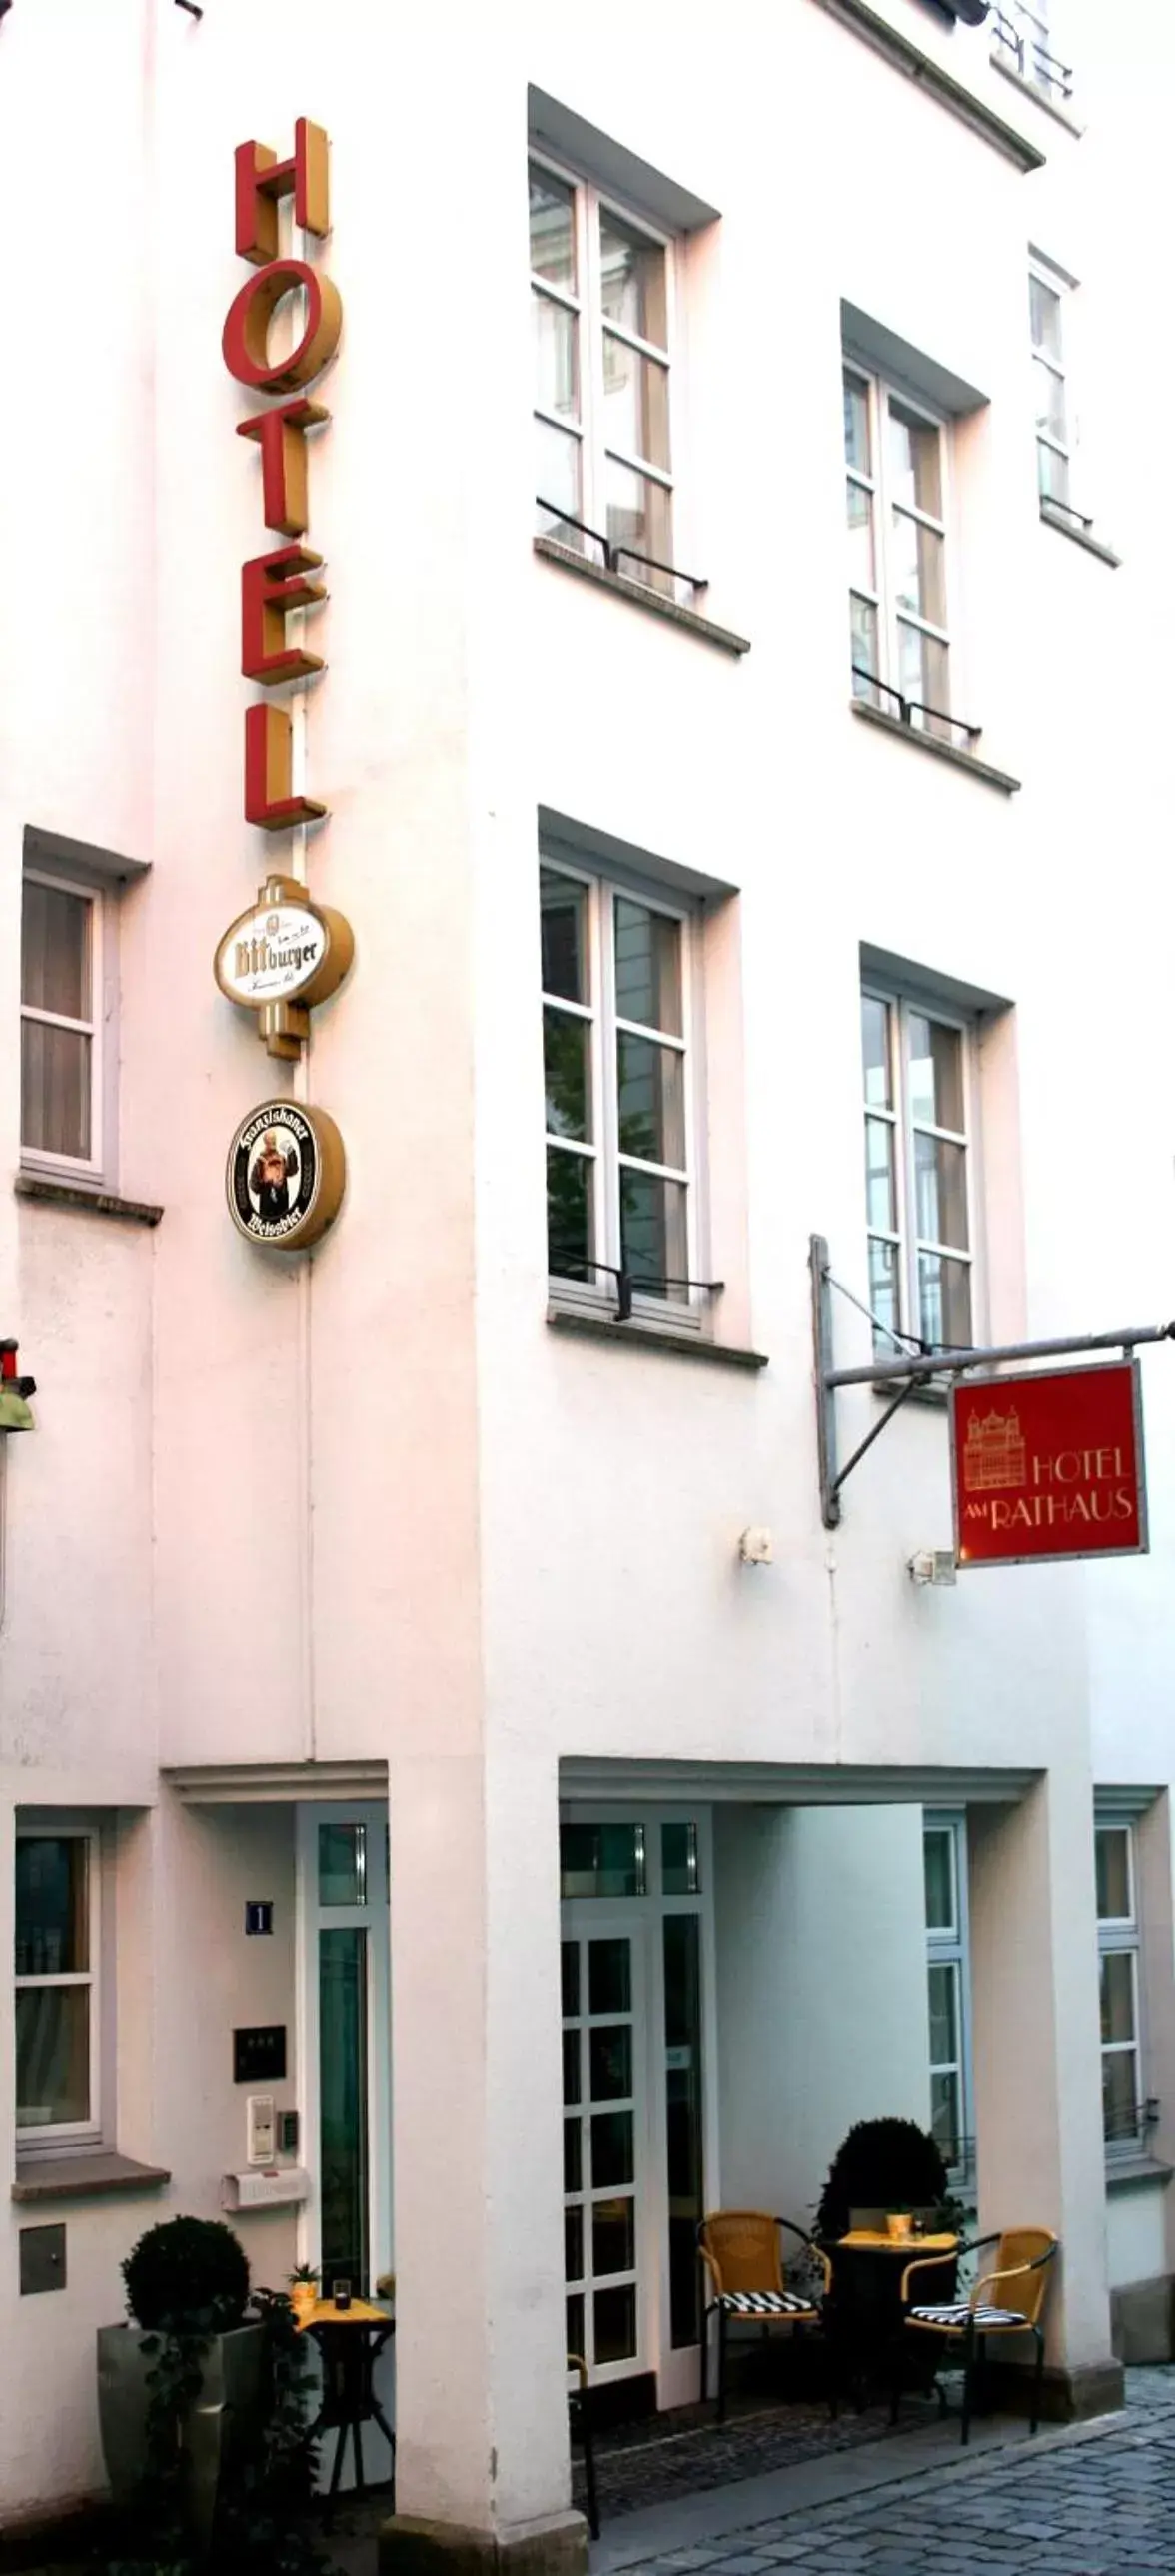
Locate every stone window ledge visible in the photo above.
<box><xmin>990</xmin><ymin>52</ymin><xmax>1085</xmax><ymax>138</ymax></box>
<box><xmin>535</xmin><ymin>537</ymin><xmax>751</xmax><ymax>657</ymax></box>
<box><xmin>1040</xmin><ymin>500</ymin><xmax>1121</xmax><ymax>568</ymax></box>
<box><xmin>548</xmin><ymin>1306</ymin><xmax>767</xmax><ymax>1371</ymax></box>
<box><xmin>851</xmin><ymin>698</ymin><xmax>1022</xmax><ymax>795</ymax></box>
<box><xmin>1104</xmin><ymin>2152</ymin><xmax>1173</xmax><ymax>2193</ymax></box>
<box><xmin>13</xmin><ymin>2151</ymin><xmax>172</xmax><ymax>2203</ymax></box>
<box><xmin>16</xmin><ymin>1173</ymin><xmax>164</xmax><ymax>1227</ymax></box>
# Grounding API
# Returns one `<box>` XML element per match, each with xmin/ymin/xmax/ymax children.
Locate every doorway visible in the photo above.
<box><xmin>296</xmin><ymin>1804</ymin><xmax>393</xmax><ymax>2295</ymax></box>
<box><xmin>560</xmin><ymin>1809</ymin><xmax>715</xmax><ymax>2409</ymax></box>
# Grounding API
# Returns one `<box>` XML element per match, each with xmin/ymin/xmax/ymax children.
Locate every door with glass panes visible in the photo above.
<box><xmin>297</xmin><ymin>1806</ymin><xmax>392</xmax><ymax>2297</ymax></box>
<box><xmin>561</xmin><ymin>1814</ymin><xmax>712</xmax><ymax>2405</ymax></box>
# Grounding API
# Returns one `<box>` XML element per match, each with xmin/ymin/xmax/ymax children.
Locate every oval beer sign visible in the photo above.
<box><xmin>215</xmin><ymin>886</ymin><xmax>353</xmax><ymax>1013</ymax></box>
<box><xmin>226</xmin><ymin>1100</ymin><xmax>346</xmax><ymax>1251</ymax></box>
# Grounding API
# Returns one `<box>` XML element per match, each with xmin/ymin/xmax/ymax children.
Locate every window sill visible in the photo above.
<box><xmin>534</xmin><ymin>536</ymin><xmax>751</xmax><ymax>658</ymax></box>
<box><xmin>989</xmin><ymin>52</ymin><xmax>1085</xmax><ymax>138</ymax></box>
<box><xmin>13</xmin><ymin>2151</ymin><xmax>172</xmax><ymax>2203</ymax></box>
<box><xmin>16</xmin><ymin>1173</ymin><xmax>164</xmax><ymax>1227</ymax></box>
<box><xmin>1104</xmin><ymin>2152</ymin><xmax>1173</xmax><ymax>2193</ymax></box>
<box><xmin>850</xmin><ymin>698</ymin><xmax>1022</xmax><ymax>795</ymax></box>
<box><xmin>548</xmin><ymin>1304</ymin><xmax>767</xmax><ymax>1371</ymax></box>
<box><xmin>874</xmin><ymin>1375</ymin><xmax>949</xmax><ymax>1409</ymax></box>
<box><xmin>1039</xmin><ymin>500</ymin><xmax>1121</xmax><ymax>568</ymax></box>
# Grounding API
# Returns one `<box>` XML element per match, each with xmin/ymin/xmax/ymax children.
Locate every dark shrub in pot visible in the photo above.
<box><xmin>97</xmin><ymin>2215</ymin><xmax>264</xmax><ymax>2548</ymax></box>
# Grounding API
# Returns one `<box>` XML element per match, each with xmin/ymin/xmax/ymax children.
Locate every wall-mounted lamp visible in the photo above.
<box><xmin>907</xmin><ymin>1549</ymin><xmax>956</xmax><ymax>1588</ymax></box>
<box><xmin>739</xmin><ymin>1526</ymin><xmax>774</xmax><ymax>1566</ymax></box>
<box><xmin>0</xmin><ymin>1341</ymin><xmax>36</xmax><ymax>1433</ymax></box>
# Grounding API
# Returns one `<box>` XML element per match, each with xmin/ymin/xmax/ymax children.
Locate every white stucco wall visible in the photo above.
<box><xmin>714</xmin><ymin>1806</ymin><xmax>930</xmax><ymax>2227</ymax></box>
<box><xmin>0</xmin><ymin>0</ymin><xmax>1171</xmax><ymax>2528</ymax></box>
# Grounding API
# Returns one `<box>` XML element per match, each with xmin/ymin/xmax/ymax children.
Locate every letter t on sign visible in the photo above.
<box><xmin>237</xmin><ymin>400</ymin><xmax>329</xmax><ymax>539</ymax></box>
<box><xmin>236</xmin><ymin>118</ymin><xmax>330</xmax><ymax>265</ymax></box>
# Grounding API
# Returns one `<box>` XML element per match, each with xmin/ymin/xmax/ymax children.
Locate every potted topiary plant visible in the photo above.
<box><xmin>815</xmin><ymin>2116</ymin><xmax>950</xmax><ymax>2244</ymax></box>
<box><xmin>97</xmin><ymin>2215</ymin><xmax>265</xmax><ymax>2546</ymax></box>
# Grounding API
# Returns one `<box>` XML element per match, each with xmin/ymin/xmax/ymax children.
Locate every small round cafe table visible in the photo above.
<box><xmin>828</xmin><ymin>2230</ymin><xmax>958</xmax><ymax>2407</ymax></box>
<box><xmin>296</xmin><ymin>2294</ymin><xmax>396</xmax><ymax>2525</ymax></box>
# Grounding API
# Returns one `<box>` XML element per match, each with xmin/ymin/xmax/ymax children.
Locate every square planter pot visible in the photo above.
<box><xmin>97</xmin><ymin>2317</ymin><xmax>267</xmax><ymax>2547</ymax></box>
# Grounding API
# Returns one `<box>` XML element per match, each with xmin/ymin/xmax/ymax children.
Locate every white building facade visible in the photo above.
<box><xmin>2</xmin><ymin>0</ymin><xmax>1174</xmax><ymax>2565</ymax></box>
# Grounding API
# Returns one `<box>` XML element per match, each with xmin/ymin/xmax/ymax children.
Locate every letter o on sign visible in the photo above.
<box><xmin>223</xmin><ymin>260</ymin><xmax>342</xmax><ymax>395</ymax></box>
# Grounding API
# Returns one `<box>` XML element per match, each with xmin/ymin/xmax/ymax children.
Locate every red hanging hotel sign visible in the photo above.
<box><xmin>950</xmin><ymin>1361</ymin><xmax>1148</xmax><ymax>1569</ymax></box>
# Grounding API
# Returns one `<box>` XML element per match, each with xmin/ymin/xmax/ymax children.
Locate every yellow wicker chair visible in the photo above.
<box><xmin>697</xmin><ymin>2210</ymin><xmax>832</xmax><ymax>2423</ymax></box>
<box><xmin>899</xmin><ymin>2225</ymin><xmax>1057</xmax><ymax>2443</ymax></box>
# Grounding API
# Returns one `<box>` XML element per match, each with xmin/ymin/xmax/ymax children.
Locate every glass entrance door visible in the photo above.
<box><xmin>562</xmin><ymin>1925</ymin><xmax>648</xmax><ymax>2381</ymax></box>
<box><xmin>560</xmin><ymin>1811</ymin><xmax>714</xmax><ymax>2407</ymax></box>
<box><xmin>298</xmin><ymin>1805</ymin><xmax>392</xmax><ymax>2296</ymax></box>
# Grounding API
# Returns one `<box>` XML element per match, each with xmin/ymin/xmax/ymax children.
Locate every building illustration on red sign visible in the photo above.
<box><xmin>951</xmin><ymin>1362</ymin><xmax>1147</xmax><ymax>1568</ymax></box>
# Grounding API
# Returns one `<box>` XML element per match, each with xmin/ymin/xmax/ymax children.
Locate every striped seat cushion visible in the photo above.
<box><xmin>909</xmin><ymin>2301</ymin><xmax>1027</xmax><ymax>2329</ymax></box>
<box><xmin>717</xmin><ymin>2289</ymin><xmax>817</xmax><ymax>2317</ymax></box>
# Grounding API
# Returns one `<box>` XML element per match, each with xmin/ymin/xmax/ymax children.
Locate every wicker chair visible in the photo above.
<box><xmin>898</xmin><ymin>2226</ymin><xmax>1058</xmax><ymax>2443</ymax></box>
<box><xmin>697</xmin><ymin>2210</ymin><xmax>832</xmax><ymax>2424</ymax></box>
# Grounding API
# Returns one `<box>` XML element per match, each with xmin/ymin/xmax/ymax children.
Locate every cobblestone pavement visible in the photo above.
<box><xmin>623</xmin><ymin>2371</ymin><xmax>1175</xmax><ymax>2576</ymax></box>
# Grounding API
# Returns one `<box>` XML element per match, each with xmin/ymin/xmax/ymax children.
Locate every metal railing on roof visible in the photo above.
<box><xmin>990</xmin><ymin>2</ymin><xmax>1074</xmax><ymax>103</ymax></box>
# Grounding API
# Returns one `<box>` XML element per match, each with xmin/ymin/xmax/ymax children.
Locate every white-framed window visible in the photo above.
<box><xmin>20</xmin><ymin>871</ymin><xmax>103</xmax><ymax>1180</ymax></box>
<box><xmin>991</xmin><ymin>2</ymin><xmax>1073</xmax><ymax>106</ymax></box>
<box><xmin>924</xmin><ymin>1813</ymin><xmax>973</xmax><ymax>2180</ymax></box>
<box><xmin>845</xmin><ymin>363</ymin><xmax>955</xmax><ymax>740</ymax></box>
<box><xmin>1029</xmin><ymin>261</ymin><xmax>1071</xmax><ymax>506</ymax></box>
<box><xmin>15</xmin><ymin>1826</ymin><xmax>102</xmax><ymax>2147</ymax></box>
<box><xmin>531</xmin><ymin>153</ymin><xmax>675</xmax><ymax>587</ymax></box>
<box><xmin>541</xmin><ymin>854</ymin><xmax>700</xmax><ymax>1316</ymax></box>
<box><xmin>1096</xmin><ymin>1818</ymin><xmax>1144</xmax><ymax>2153</ymax></box>
<box><xmin>861</xmin><ymin>986</ymin><xmax>976</xmax><ymax>1354</ymax></box>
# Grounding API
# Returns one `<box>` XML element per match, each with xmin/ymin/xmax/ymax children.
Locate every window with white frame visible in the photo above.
<box><xmin>845</xmin><ymin>364</ymin><xmax>954</xmax><ymax>739</ymax></box>
<box><xmin>1029</xmin><ymin>262</ymin><xmax>1072</xmax><ymax>506</ymax></box>
<box><xmin>542</xmin><ymin>856</ymin><xmax>698</xmax><ymax>1310</ymax></box>
<box><xmin>531</xmin><ymin>155</ymin><xmax>675</xmax><ymax>587</ymax></box>
<box><xmin>924</xmin><ymin>1814</ymin><xmax>972</xmax><ymax>2178</ymax></box>
<box><xmin>861</xmin><ymin>987</ymin><xmax>975</xmax><ymax>1354</ymax></box>
<box><xmin>15</xmin><ymin>1827</ymin><xmax>102</xmax><ymax>2146</ymax></box>
<box><xmin>21</xmin><ymin>872</ymin><xmax>102</xmax><ymax>1178</ymax></box>
<box><xmin>1096</xmin><ymin>1818</ymin><xmax>1144</xmax><ymax>2152</ymax></box>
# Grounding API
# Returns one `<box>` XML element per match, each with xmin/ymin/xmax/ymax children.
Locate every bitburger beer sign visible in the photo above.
<box><xmin>217</xmin><ymin>116</ymin><xmax>352</xmax><ymax>1246</ymax></box>
<box><xmin>227</xmin><ymin>1102</ymin><xmax>345</xmax><ymax>1252</ymax></box>
<box><xmin>214</xmin><ymin>873</ymin><xmax>354</xmax><ymax>1059</ymax></box>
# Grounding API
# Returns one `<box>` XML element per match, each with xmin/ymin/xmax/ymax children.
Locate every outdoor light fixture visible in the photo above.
<box><xmin>739</xmin><ymin>1527</ymin><xmax>774</xmax><ymax>1565</ymax></box>
<box><xmin>0</xmin><ymin>1340</ymin><xmax>36</xmax><ymax>1434</ymax></box>
<box><xmin>907</xmin><ymin>1551</ymin><xmax>957</xmax><ymax>1588</ymax></box>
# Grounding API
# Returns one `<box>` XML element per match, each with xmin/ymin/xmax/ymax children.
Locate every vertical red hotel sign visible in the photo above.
<box><xmin>950</xmin><ymin>1362</ymin><xmax>1148</xmax><ymax>1568</ymax></box>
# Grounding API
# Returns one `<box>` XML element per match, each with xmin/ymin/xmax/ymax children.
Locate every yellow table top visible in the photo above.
<box><xmin>837</xmin><ymin>2230</ymin><xmax>957</xmax><ymax>2253</ymax></box>
<box><xmin>296</xmin><ymin>2295</ymin><xmax>393</xmax><ymax>2329</ymax></box>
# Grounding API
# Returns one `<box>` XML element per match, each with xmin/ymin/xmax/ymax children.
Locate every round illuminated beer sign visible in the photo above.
<box><xmin>226</xmin><ymin>1100</ymin><xmax>346</xmax><ymax>1251</ymax></box>
<box><xmin>215</xmin><ymin>883</ymin><xmax>354</xmax><ymax>1013</ymax></box>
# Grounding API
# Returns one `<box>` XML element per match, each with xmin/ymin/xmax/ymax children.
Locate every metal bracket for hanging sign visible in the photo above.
<box><xmin>811</xmin><ymin>1234</ymin><xmax>1175</xmax><ymax>1529</ymax></box>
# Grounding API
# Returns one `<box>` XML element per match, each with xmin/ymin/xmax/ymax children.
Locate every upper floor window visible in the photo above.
<box><xmin>1096</xmin><ymin>1819</ymin><xmax>1144</xmax><ymax>2153</ymax></box>
<box><xmin>991</xmin><ymin>2</ymin><xmax>1073</xmax><ymax>106</ymax></box>
<box><xmin>15</xmin><ymin>1827</ymin><xmax>101</xmax><ymax>2147</ymax></box>
<box><xmin>531</xmin><ymin>157</ymin><xmax>674</xmax><ymax>589</ymax></box>
<box><xmin>845</xmin><ymin>366</ymin><xmax>953</xmax><ymax>741</ymax></box>
<box><xmin>542</xmin><ymin>855</ymin><xmax>698</xmax><ymax>1314</ymax></box>
<box><xmin>1029</xmin><ymin>264</ymin><xmax>1070</xmax><ymax>505</ymax></box>
<box><xmin>861</xmin><ymin>987</ymin><xmax>975</xmax><ymax>1355</ymax></box>
<box><xmin>21</xmin><ymin>873</ymin><xmax>102</xmax><ymax>1179</ymax></box>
